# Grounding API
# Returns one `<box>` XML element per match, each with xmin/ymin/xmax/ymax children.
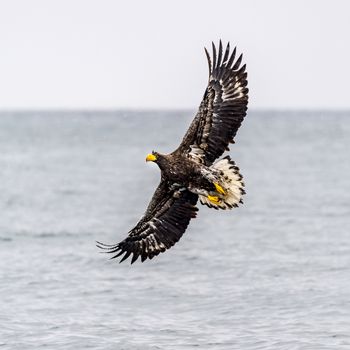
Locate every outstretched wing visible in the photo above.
<box><xmin>175</xmin><ymin>41</ymin><xmax>248</xmax><ymax>165</ymax></box>
<box><xmin>97</xmin><ymin>180</ymin><xmax>198</xmax><ymax>264</ymax></box>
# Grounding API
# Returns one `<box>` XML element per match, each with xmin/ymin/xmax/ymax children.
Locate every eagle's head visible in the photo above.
<box><xmin>145</xmin><ymin>151</ymin><xmax>159</xmax><ymax>163</ymax></box>
<box><xmin>146</xmin><ymin>151</ymin><xmax>169</xmax><ymax>171</ymax></box>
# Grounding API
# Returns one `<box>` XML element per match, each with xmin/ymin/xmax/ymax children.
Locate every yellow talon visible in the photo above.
<box><xmin>208</xmin><ymin>195</ymin><xmax>220</xmax><ymax>204</ymax></box>
<box><xmin>214</xmin><ymin>182</ymin><xmax>226</xmax><ymax>195</ymax></box>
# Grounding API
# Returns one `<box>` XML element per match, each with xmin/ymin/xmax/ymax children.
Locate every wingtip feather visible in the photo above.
<box><xmin>211</xmin><ymin>42</ymin><xmax>217</xmax><ymax>71</ymax></box>
<box><xmin>204</xmin><ymin>47</ymin><xmax>212</xmax><ymax>76</ymax></box>
<box><xmin>223</xmin><ymin>42</ymin><xmax>230</xmax><ymax>64</ymax></box>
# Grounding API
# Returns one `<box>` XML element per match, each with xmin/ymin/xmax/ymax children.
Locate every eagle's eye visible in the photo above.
<box><xmin>146</xmin><ymin>153</ymin><xmax>157</xmax><ymax>162</ymax></box>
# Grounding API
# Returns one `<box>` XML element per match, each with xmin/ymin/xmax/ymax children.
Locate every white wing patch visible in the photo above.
<box><xmin>188</xmin><ymin>144</ymin><xmax>206</xmax><ymax>164</ymax></box>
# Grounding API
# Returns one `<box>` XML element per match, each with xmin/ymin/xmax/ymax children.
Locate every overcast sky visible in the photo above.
<box><xmin>0</xmin><ymin>0</ymin><xmax>349</xmax><ymax>110</ymax></box>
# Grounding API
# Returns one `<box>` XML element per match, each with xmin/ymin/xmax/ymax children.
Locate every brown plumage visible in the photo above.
<box><xmin>97</xmin><ymin>41</ymin><xmax>249</xmax><ymax>264</ymax></box>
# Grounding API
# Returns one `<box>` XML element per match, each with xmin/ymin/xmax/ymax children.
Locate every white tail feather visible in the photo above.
<box><xmin>199</xmin><ymin>156</ymin><xmax>245</xmax><ymax>210</ymax></box>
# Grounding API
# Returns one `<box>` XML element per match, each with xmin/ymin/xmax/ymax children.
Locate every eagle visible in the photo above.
<box><xmin>97</xmin><ymin>41</ymin><xmax>249</xmax><ymax>264</ymax></box>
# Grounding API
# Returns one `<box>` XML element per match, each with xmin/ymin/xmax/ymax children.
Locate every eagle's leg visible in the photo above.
<box><xmin>198</xmin><ymin>157</ymin><xmax>246</xmax><ymax>210</ymax></box>
<box><xmin>213</xmin><ymin>182</ymin><xmax>226</xmax><ymax>195</ymax></box>
<box><xmin>207</xmin><ymin>195</ymin><xmax>220</xmax><ymax>204</ymax></box>
<box><xmin>188</xmin><ymin>183</ymin><xmax>222</xmax><ymax>205</ymax></box>
<box><xmin>197</xmin><ymin>167</ymin><xmax>226</xmax><ymax>196</ymax></box>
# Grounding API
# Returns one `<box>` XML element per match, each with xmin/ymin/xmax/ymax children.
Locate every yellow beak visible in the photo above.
<box><xmin>146</xmin><ymin>153</ymin><xmax>157</xmax><ymax>162</ymax></box>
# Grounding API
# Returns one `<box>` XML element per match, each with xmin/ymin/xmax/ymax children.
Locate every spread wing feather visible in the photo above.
<box><xmin>175</xmin><ymin>40</ymin><xmax>248</xmax><ymax>165</ymax></box>
<box><xmin>97</xmin><ymin>180</ymin><xmax>198</xmax><ymax>264</ymax></box>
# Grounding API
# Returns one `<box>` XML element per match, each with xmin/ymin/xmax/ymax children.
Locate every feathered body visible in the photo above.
<box><xmin>153</xmin><ymin>152</ymin><xmax>245</xmax><ymax>209</ymax></box>
<box><xmin>154</xmin><ymin>153</ymin><xmax>215</xmax><ymax>192</ymax></box>
<box><xmin>97</xmin><ymin>41</ymin><xmax>249</xmax><ymax>263</ymax></box>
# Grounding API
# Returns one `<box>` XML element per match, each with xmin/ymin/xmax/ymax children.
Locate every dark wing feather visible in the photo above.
<box><xmin>175</xmin><ymin>40</ymin><xmax>248</xmax><ymax>165</ymax></box>
<box><xmin>97</xmin><ymin>180</ymin><xmax>198</xmax><ymax>264</ymax></box>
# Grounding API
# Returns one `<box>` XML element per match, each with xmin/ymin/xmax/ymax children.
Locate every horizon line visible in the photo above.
<box><xmin>0</xmin><ymin>107</ymin><xmax>349</xmax><ymax>114</ymax></box>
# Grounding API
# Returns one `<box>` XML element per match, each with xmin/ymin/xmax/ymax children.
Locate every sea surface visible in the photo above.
<box><xmin>0</xmin><ymin>110</ymin><xmax>349</xmax><ymax>349</ymax></box>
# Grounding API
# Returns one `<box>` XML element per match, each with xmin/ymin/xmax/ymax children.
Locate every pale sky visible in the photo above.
<box><xmin>0</xmin><ymin>0</ymin><xmax>349</xmax><ymax>110</ymax></box>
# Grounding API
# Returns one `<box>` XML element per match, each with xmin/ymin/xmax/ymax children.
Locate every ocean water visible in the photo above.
<box><xmin>0</xmin><ymin>110</ymin><xmax>349</xmax><ymax>349</ymax></box>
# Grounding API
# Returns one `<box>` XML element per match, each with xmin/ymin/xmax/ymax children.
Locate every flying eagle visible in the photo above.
<box><xmin>97</xmin><ymin>41</ymin><xmax>249</xmax><ymax>264</ymax></box>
